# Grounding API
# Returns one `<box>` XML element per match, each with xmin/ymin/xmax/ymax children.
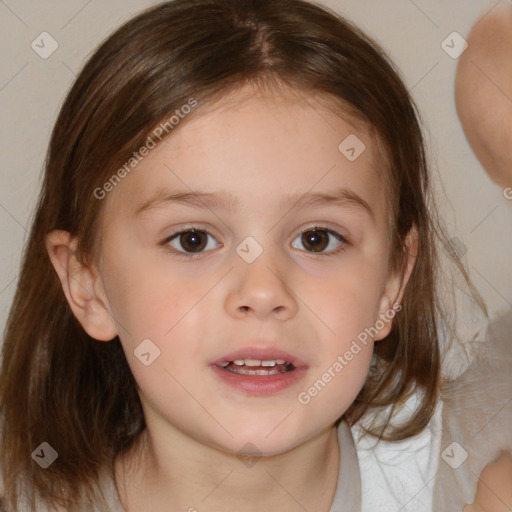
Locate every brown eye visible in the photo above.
<box><xmin>166</xmin><ymin>229</ymin><xmax>219</xmax><ymax>254</ymax></box>
<box><xmin>179</xmin><ymin>230</ymin><xmax>207</xmax><ymax>252</ymax></box>
<box><xmin>301</xmin><ymin>230</ymin><xmax>328</xmax><ymax>252</ymax></box>
<box><xmin>291</xmin><ymin>228</ymin><xmax>346</xmax><ymax>254</ymax></box>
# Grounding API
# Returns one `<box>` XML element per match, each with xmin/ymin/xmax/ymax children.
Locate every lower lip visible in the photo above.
<box><xmin>210</xmin><ymin>364</ymin><xmax>308</xmax><ymax>395</ymax></box>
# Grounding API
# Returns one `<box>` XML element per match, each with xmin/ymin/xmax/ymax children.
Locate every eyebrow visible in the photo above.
<box><xmin>134</xmin><ymin>187</ymin><xmax>374</xmax><ymax>220</ymax></box>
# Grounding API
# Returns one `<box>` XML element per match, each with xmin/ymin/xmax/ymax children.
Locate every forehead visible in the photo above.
<box><xmin>104</xmin><ymin>83</ymin><xmax>388</xmax><ymax>224</ymax></box>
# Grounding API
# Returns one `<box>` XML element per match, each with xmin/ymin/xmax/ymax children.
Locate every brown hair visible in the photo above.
<box><xmin>0</xmin><ymin>0</ymin><xmax>486</xmax><ymax>510</ymax></box>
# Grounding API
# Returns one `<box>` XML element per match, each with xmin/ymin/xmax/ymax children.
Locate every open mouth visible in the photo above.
<box><xmin>211</xmin><ymin>349</ymin><xmax>307</xmax><ymax>394</ymax></box>
<box><xmin>218</xmin><ymin>359</ymin><xmax>295</xmax><ymax>376</ymax></box>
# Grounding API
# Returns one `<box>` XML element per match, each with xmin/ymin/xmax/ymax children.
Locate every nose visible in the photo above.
<box><xmin>224</xmin><ymin>249</ymin><xmax>298</xmax><ymax>322</ymax></box>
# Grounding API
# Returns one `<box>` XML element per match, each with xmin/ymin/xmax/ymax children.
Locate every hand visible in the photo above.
<box><xmin>463</xmin><ymin>451</ymin><xmax>512</xmax><ymax>512</ymax></box>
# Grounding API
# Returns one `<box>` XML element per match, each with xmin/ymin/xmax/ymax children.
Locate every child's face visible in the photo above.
<box><xmin>94</xmin><ymin>84</ymin><xmax>413</xmax><ymax>456</ymax></box>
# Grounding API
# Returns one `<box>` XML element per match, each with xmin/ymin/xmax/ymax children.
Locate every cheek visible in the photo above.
<box><xmin>304</xmin><ymin>258</ymin><xmax>386</xmax><ymax>343</ymax></box>
<box><xmin>100</xmin><ymin>251</ymin><xmax>214</xmax><ymax>375</ymax></box>
<box><xmin>101</xmin><ymin>248</ymin><xmax>196</xmax><ymax>339</ymax></box>
<box><xmin>296</xmin><ymin>338</ymin><xmax>373</xmax><ymax>429</ymax></box>
<box><xmin>293</xmin><ymin>261</ymin><xmax>385</xmax><ymax>420</ymax></box>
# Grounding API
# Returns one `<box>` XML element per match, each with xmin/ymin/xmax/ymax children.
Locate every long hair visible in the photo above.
<box><xmin>0</xmin><ymin>0</ymin><xmax>486</xmax><ymax>510</ymax></box>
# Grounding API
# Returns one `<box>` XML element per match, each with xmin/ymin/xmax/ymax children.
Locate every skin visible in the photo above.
<box><xmin>455</xmin><ymin>6</ymin><xmax>512</xmax><ymax>188</ymax></box>
<box><xmin>46</xmin><ymin>83</ymin><xmax>417</xmax><ymax>512</ymax></box>
<box><xmin>463</xmin><ymin>452</ymin><xmax>512</xmax><ymax>512</ymax></box>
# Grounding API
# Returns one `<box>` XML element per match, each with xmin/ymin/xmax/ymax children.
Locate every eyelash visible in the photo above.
<box><xmin>160</xmin><ymin>225</ymin><xmax>349</xmax><ymax>260</ymax></box>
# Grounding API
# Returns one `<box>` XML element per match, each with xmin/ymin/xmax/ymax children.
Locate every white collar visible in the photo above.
<box><xmin>329</xmin><ymin>419</ymin><xmax>362</xmax><ymax>512</ymax></box>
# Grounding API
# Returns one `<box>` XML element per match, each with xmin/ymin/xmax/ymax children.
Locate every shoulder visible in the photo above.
<box><xmin>351</xmin><ymin>391</ymin><xmax>443</xmax><ymax>512</ymax></box>
<box><xmin>441</xmin><ymin>311</ymin><xmax>512</xmax><ymax>452</ymax></box>
<box><xmin>435</xmin><ymin>312</ymin><xmax>512</xmax><ymax>509</ymax></box>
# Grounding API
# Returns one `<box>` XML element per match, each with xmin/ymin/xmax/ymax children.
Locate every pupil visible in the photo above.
<box><xmin>303</xmin><ymin>230</ymin><xmax>327</xmax><ymax>252</ymax></box>
<box><xmin>181</xmin><ymin>230</ymin><xmax>206</xmax><ymax>252</ymax></box>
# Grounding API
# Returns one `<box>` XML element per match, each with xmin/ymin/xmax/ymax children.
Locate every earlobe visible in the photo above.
<box><xmin>45</xmin><ymin>230</ymin><xmax>118</xmax><ymax>341</ymax></box>
<box><xmin>374</xmin><ymin>226</ymin><xmax>419</xmax><ymax>341</ymax></box>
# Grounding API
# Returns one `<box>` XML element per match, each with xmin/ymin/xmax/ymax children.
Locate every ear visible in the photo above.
<box><xmin>45</xmin><ymin>230</ymin><xmax>118</xmax><ymax>341</ymax></box>
<box><xmin>374</xmin><ymin>226</ymin><xmax>419</xmax><ymax>341</ymax></box>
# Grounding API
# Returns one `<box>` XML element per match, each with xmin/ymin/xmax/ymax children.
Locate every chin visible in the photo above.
<box><xmin>207</xmin><ymin>419</ymin><xmax>318</xmax><ymax>459</ymax></box>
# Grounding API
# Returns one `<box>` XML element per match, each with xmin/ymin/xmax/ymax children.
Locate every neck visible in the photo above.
<box><xmin>115</xmin><ymin>423</ymin><xmax>341</xmax><ymax>512</ymax></box>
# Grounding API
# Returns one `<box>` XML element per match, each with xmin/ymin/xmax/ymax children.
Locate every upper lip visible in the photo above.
<box><xmin>211</xmin><ymin>346</ymin><xmax>308</xmax><ymax>368</ymax></box>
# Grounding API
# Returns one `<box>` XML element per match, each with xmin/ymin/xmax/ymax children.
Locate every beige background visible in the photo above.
<box><xmin>1</xmin><ymin>0</ymin><xmax>511</xmax><ymax>338</ymax></box>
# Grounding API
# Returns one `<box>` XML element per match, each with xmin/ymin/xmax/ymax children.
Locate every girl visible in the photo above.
<box><xmin>0</xmin><ymin>0</ymin><xmax>509</xmax><ymax>510</ymax></box>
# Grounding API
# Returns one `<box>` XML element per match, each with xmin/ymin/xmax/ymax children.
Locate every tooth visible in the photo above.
<box><xmin>244</xmin><ymin>359</ymin><xmax>262</xmax><ymax>367</ymax></box>
<box><xmin>261</xmin><ymin>360</ymin><xmax>276</xmax><ymax>367</ymax></box>
<box><xmin>276</xmin><ymin>359</ymin><xmax>286</xmax><ymax>365</ymax></box>
<box><xmin>226</xmin><ymin>365</ymin><xmax>288</xmax><ymax>376</ymax></box>
<box><xmin>219</xmin><ymin>362</ymin><xmax>229</xmax><ymax>367</ymax></box>
<box><xmin>233</xmin><ymin>360</ymin><xmax>245</xmax><ymax>366</ymax></box>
